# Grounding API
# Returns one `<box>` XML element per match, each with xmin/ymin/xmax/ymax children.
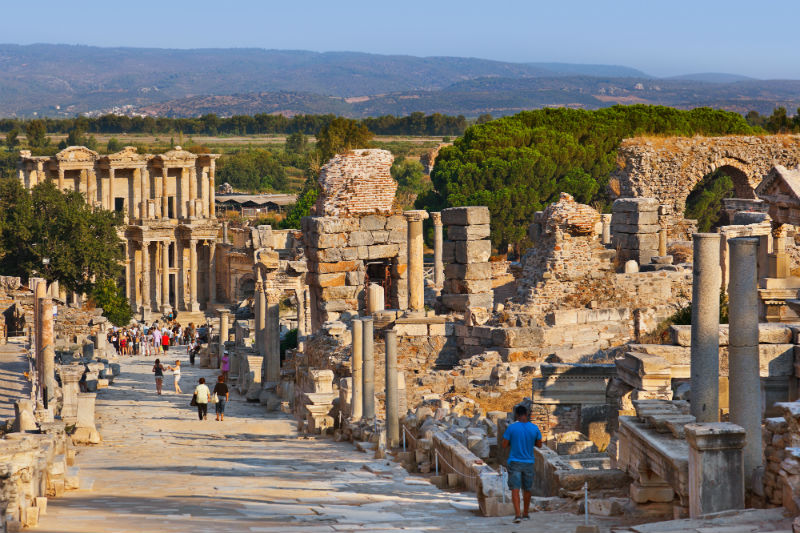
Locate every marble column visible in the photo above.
<box><xmin>403</xmin><ymin>210</ymin><xmax>429</xmax><ymax>314</ymax></box>
<box><xmin>385</xmin><ymin>329</ymin><xmax>399</xmax><ymax>447</ymax></box>
<box><xmin>265</xmin><ymin>290</ymin><xmax>281</xmax><ymax>383</ymax></box>
<box><xmin>431</xmin><ymin>212</ymin><xmax>444</xmax><ymax>289</ymax></box>
<box><xmin>108</xmin><ymin>168</ymin><xmax>116</xmax><ymax>212</ymax></box>
<box><xmin>189</xmin><ymin>239</ymin><xmax>199</xmax><ymax>312</ymax></box>
<box><xmin>33</xmin><ymin>281</ymin><xmax>46</xmax><ymax>384</ymax></box>
<box><xmin>218</xmin><ymin>309</ymin><xmax>230</xmax><ymax>358</ymax></box>
<box><xmin>139</xmin><ymin>166</ymin><xmax>149</xmax><ymax>219</ymax></box>
<box><xmin>162</xmin><ymin>167</ymin><xmax>169</xmax><ymax>219</ymax></box>
<box><xmin>362</xmin><ymin>317</ymin><xmax>375</xmax><ymax>419</ymax></box>
<box><xmin>124</xmin><ymin>243</ymin><xmax>133</xmax><ymax>311</ymax></box>
<box><xmin>207</xmin><ymin>241</ymin><xmax>217</xmax><ymax>306</ymax></box>
<box><xmin>351</xmin><ymin>319</ymin><xmax>363</xmax><ymax>421</ymax></box>
<box><xmin>188</xmin><ymin>167</ymin><xmax>197</xmax><ymax>218</ymax></box>
<box><xmin>659</xmin><ymin>228</ymin><xmax>668</xmax><ymax>257</ymax></box>
<box><xmin>256</xmin><ymin>280</ymin><xmax>266</xmax><ymax>358</ymax></box>
<box><xmin>690</xmin><ymin>233</ymin><xmax>721</xmax><ymax>423</ymax></box>
<box><xmin>296</xmin><ymin>289</ymin><xmax>307</xmax><ymax>351</ymax></box>
<box><xmin>161</xmin><ymin>241</ymin><xmax>171</xmax><ymax>313</ymax></box>
<box><xmin>57</xmin><ymin>168</ymin><xmax>64</xmax><ymax>190</ymax></box>
<box><xmin>209</xmin><ymin>160</ymin><xmax>216</xmax><ymax>218</ymax></box>
<box><xmin>222</xmin><ymin>221</ymin><xmax>229</xmax><ymax>244</ymax></box>
<box><xmin>38</xmin><ymin>297</ymin><xmax>55</xmax><ymax>403</ymax></box>
<box><xmin>88</xmin><ymin>169</ymin><xmax>97</xmax><ymax>207</ymax></box>
<box><xmin>727</xmin><ymin>237</ymin><xmax>762</xmax><ymax>488</ymax></box>
<box><xmin>141</xmin><ymin>241</ymin><xmax>150</xmax><ymax>314</ymax></box>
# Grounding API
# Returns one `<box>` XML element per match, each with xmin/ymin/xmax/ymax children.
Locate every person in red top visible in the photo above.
<box><xmin>162</xmin><ymin>331</ymin><xmax>170</xmax><ymax>352</ymax></box>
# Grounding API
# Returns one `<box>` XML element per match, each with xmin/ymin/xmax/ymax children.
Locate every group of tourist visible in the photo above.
<box><xmin>107</xmin><ymin>320</ymin><xmax>210</xmax><ymax>358</ymax></box>
<box><xmin>151</xmin><ymin>350</ymin><xmax>231</xmax><ymax>422</ymax></box>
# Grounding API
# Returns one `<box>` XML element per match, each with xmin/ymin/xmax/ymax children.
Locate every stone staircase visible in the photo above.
<box><xmin>0</xmin><ymin>339</ymin><xmax>32</xmax><ymax>423</ymax></box>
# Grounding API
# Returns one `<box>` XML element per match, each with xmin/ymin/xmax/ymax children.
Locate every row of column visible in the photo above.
<box><xmin>254</xmin><ymin>282</ymin><xmax>281</xmax><ymax>384</ymax></box>
<box><xmin>128</xmin><ymin>238</ymin><xmax>217</xmax><ymax>314</ymax></box>
<box><xmin>690</xmin><ymin>233</ymin><xmax>762</xmax><ymax>492</ymax></box>
<box><xmin>349</xmin><ymin>317</ymin><xmax>401</xmax><ymax>447</ymax></box>
<box><xmin>36</xmin><ymin>164</ymin><xmax>216</xmax><ymax>221</ymax></box>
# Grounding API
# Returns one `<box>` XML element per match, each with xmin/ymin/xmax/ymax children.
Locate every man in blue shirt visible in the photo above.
<box><xmin>502</xmin><ymin>404</ymin><xmax>543</xmax><ymax>523</ymax></box>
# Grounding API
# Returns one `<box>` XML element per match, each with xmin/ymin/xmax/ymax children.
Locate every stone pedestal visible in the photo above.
<box><xmin>351</xmin><ymin>319</ymin><xmax>363</xmax><ymax>421</ymax></box>
<box><xmin>690</xmin><ymin>233</ymin><xmax>721</xmax><ymax>423</ymax></box>
<box><xmin>60</xmin><ymin>366</ymin><xmax>83</xmax><ymax>424</ymax></box>
<box><xmin>685</xmin><ymin>422</ymin><xmax>746</xmax><ymax>518</ymax></box>
<box><xmin>727</xmin><ymin>237</ymin><xmax>763</xmax><ymax>487</ymax></box>
<box><xmin>404</xmin><ymin>210</ymin><xmax>429</xmax><ymax>314</ymax></box>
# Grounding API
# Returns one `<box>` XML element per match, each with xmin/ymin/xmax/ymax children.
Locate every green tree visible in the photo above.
<box><xmin>0</xmin><ymin>179</ymin><xmax>124</xmax><ymax>293</ymax></box>
<box><xmin>279</xmin><ymin>178</ymin><xmax>320</xmax><ymax>229</ymax></box>
<box><xmin>315</xmin><ymin>117</ymin><xmax>373</xmax><ymax>161</ymax></box>
<box><xmin>90</xmin><ymin>278</ymin><xmax>133</xmax><ymax>326</ymax></box>
<box><xmin>476</xmin><ymin>113</ymin><xmax>494</xmax><ymax>125</ymax></box>
<box><xmin>391</xmin><ymin>158</ymin><xmax>429</xmax><ymax>196</ymax></box>
<box><xmin>5</xmin><ymin>129</ymin><xmax>20</xmax><ymax>151</ymax></box>
<box><xmin>106</xmin><ymin>137</ymin><xmax>123</xmax><ymax>153</ymax></box>
<box><xmin>25</xmin><ymin>120</ymin><xmax>49</xmax><ymax>148</ymax></box>
<box><xmin>684</xmin><ymin>170</ymin><xmax>734</xmax><ymax>232</ymax></box>
<box><xmin>422</xmin><ymin>105</ymin><xmax>756</xmax><ymax>250</ymax></box>
<box><xmin>215</xmin><ymin>149</ymin><xmax>288</xmax><ymax>192</ymax></box>
<box><xmin>285</xmin><ymin>132</ymin><xmax>308</xmax><ymax>154</ymax></box>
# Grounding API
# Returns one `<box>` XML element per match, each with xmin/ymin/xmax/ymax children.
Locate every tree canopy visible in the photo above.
<box><xmin>316</xmin><ymin>118</ymin><xmax>374</xmax><ymax>161</ymax></box>
<box><xmin>215</xmin><ymin>149</ymin><xmax>288</xmax><ymax>192</ymax></box>
<box><xmin>0</xmin><ymin>179</ymin><xmax>124</xmax><ymax>294</ymax></box>
<box><xmin>419</xmin><ymin>105</ymin><xmax>756</xmax><ymax>250</ymax></box>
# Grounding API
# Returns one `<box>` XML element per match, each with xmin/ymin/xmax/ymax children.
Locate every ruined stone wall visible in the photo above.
<box><xmin>315</xmin><ymin>149</ymin><xmax>396</xmax><ymax>217</ymax></box>
<box><xmin>612</xmin><ymin>135</ymin><xmax>800</xmax><ymax>214</ymax></box>
<box><xmin>303</xmin><ymin>215</ymin><xmax>407</xmax><ymax>328</ymax></box>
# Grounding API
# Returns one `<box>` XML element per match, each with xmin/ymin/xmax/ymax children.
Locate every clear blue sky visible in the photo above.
<box><xmin>3</xmin><ymin>0</ymin><xmax>797</xmax><ymax>79</ymax></box>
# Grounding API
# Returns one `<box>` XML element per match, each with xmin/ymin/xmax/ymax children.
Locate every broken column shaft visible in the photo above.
<box><xmin>431</xmin><ymin>212</ymin><xmax>444</xmax><ymax>288</ymax></box>
<box><xmin>361</xmin><ymin>317</ymin><xmax>375</xmax><ymax>419</ymax></box>
<box><xmin>351</xmin><ymin>318</ymin><xmax>363</xmax><ymax>420</ymax></box>
<box><xmin>404</xmin><ymin>210</ymin><xmax>429</xmax><ymax>314</ymax></box>
<box><xmin>727</xmin><ymin>237</ymin><xmax>762</xmax><ymax>487</ymax></box>
<box><xmin>37</xmin><ymin>297</ymin><xmax>56</xmax><ymax>402</ymax></box>
<box><xmin>385</xmin><ymin>329</ymin><xmax>399</xmax><ymax>447</ymax></box>
<box><xmin>690</xmin><ymin>233</ymin><xmax>721</xmax><ymax>423</ymax></box>
<box><xmin>218</xmin><ymin>309</ymin><xmax>230</xmax><ymax>358</ymax></box>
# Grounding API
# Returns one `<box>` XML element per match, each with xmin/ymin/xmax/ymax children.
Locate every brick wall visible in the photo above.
<box><xmin>315</xmin><ymin>150</ymin><xmax>396</xmax><ymax>217</ymax></box>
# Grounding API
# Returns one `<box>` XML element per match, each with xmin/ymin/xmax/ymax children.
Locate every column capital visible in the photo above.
<box><xmin>430</xmin><ymin>211</ymin><xmax>442</xmax><ymax>226</ymax></box>
<box><xmin>266</xmin><ymin>289</ymin><xmax>282</xmax><ymax>304</ymax></box>
<box><xmin>403</xmin><ymin>210</ymin><xmax>429</xmax><ymax>223</ymax></box>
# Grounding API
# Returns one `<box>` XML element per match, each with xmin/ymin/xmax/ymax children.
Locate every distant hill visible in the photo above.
<box><xmin>665</xmin><ymin>72</ymin><xmax>756</xmax><ymax>83</ymax></box>
<box><xmin>0</xmin><ymin>44</ymin><xmax>797</xmax><ymax>118</ymax></box>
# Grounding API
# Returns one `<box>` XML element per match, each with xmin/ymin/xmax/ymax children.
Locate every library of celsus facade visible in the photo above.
<box><xmin>17</xmin><ymin>146</ymin><xmax>220</xmax><ymax>319</ymax></box>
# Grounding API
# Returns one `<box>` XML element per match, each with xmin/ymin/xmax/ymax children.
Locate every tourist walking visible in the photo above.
<box><xmin>152</xmin><ymin>358</ymin><xmax>167</xmax><ymax>395</ymax></box>
<box><xmin>220</xmin><ymin>351</ymin><xmax>230</xmax><ymax>382</ymax></box>
<box><xmin>193</xmin><ymin>377</ymin><xmax>211</xmax><ymax>420</ymax></box>
<box><xmin>501</xmin><ymin>404</ymin><xmax>543</xmax><ymax>523</ymax></box>
<box><xmin>161</xmin><ymin>330</ymin><xmax>170</xmax><ymax>353</ymax></box>
<box><xmin>213</xmin><ymin>375</ymin><xmax>229</xmax><ymax>421</ymax></box>
<box><xmin>169</xmin><ymin>360</ymin><xmax>182</xmax><ymax>393</ymax></box>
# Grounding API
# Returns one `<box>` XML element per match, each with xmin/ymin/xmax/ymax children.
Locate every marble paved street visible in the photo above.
<box><xmin>37</xmin><ymin>353</ymin><xmax>599</xmax><ymax>533</ymax></box>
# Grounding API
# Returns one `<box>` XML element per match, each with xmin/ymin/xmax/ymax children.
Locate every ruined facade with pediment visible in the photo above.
<box><xmin>17</xmin><ymin>146</ymin><xmax>221</xmax><ymax>319</ymax></box>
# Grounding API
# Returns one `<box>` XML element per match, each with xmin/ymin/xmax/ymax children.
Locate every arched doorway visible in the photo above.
<box><xmin>685</xmin><ymin>164</ymin><xmax>754</xmax><ymax>232</ymax></box>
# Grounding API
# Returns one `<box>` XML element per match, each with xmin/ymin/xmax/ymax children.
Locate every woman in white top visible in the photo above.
<box><xmin>168</xmin><ymin>360</ymin><xmax>182</xmax><ymax>393</ymax></box>
<box><xmin>193</xmin><ymin>377</ymin><xmax>211</xmax><ymax>421</ymax></box>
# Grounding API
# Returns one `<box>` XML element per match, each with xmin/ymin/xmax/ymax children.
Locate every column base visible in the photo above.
<box><xmin>189</xmin><ymin>302</ymin><xmax>201</xmax><ymax>313</ymax></box>
<box><xmin>404</xmin><ymin>309</ymin><xmax>425</xmax><ymax>318</ymax></box>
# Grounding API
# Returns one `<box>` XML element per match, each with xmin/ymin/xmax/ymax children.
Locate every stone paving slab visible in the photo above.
<box><xmin>35</xmin><ymin>353</ymin><xmax>630</xmax><ymax>533</ymax></box>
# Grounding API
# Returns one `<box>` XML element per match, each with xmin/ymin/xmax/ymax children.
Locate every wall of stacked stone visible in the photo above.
<box><xmin>302</xmin><ymin>214</ymin><xmax>408</xmax><ymax>328</ymax></box>
<box><xmin>762</xmin><ymin>400</ymin><xmax>800</xmax><ymax>512</ymax></box>
<box><xmin>611</xmin><ymin>135</ymin><xmax>800</xmax><ymax>215</ymax></box>
<box><xmin>315</xmin><ymin>149</ymin><xmax>396</xmax><ymax>217</ymax></box>
<box><xmin>442</xmin><ymin>206</ymin><xmax>493</xmax><ymax>312</ymax></box>
<box><xmin>611</xmin><ymin>197</ymin><xmax>660</xmax><ymax>265</ymax></box>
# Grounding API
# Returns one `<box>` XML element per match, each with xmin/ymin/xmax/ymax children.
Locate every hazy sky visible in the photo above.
<box><xmin>4</xmin><ymin>0</ymin><xmax>797</xmax><ymax>79</ymax></box>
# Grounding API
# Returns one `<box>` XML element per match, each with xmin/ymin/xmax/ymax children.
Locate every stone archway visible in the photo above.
<box><xmin>612</xmin><ymin>135</ymin><xmax>800</xmax><ymax>213</ymax></box>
